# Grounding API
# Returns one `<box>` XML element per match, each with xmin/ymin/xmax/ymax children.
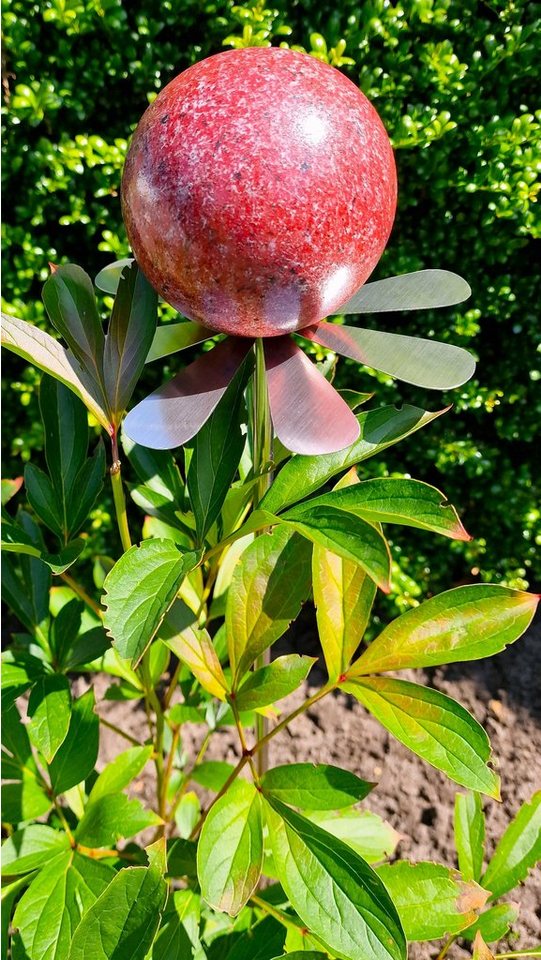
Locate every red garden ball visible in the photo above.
<box><xmin>121</xmin><ymin>47</ymin><xmax>397</xmax><ymax>338</ymax></box>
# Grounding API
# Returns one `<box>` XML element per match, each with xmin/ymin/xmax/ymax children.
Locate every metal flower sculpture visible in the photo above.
<box><xmin>116</xmin><ymin>47</ymin><xmax>474</xmax><ymax>455</ymax></box>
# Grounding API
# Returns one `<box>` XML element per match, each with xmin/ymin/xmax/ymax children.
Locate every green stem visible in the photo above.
<box><xmin>110</xmin><ymin>432</ymin><xmax>132</xmax><ymax>553</ymax></box>
<box><xmin>60</xmin><ymin>571</ymin><xmax>102</xmax><ymax>618</ymax></box>
<box><xmin>140</xmin><ymin>655</ymin><xmax>165</xmax><ymax>824</ymax></box>
<box><xmin>168</xmin><ymin>729</ymin><xmax>212</xmax><ymax>824</ymax></box>
<box><xmin>495</xmin><ymin>953</ymin><xmax>541</xmax><ymax>959</ymax></box>
<box><xmin>96</xmin><ymin>712</ymin><xmax>145</xmax><ymax>747</ymax></box>
<box><xmin>251</xmin><ymin>339</ymin><xmax>274</xmax><ymax>777</ymax></box>
<box><xmin>435</xmin><ymin>935</ymin><xmax>456</xmax><ymax>960</ymax></box>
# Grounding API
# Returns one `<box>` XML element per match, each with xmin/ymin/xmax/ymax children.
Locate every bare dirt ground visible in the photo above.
<box><xmin>95</xmin><ymin>611</ymin><xmax>541</xmax><ymax>958</ymax></box>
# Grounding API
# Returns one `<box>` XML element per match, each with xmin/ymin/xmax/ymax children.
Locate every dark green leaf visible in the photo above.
<box><xmin>1</xmin><ymin>518</ymin><xmax>50</xmax><ymax>641</ymax></box>
<box><xmin>376</xmin><ymin>861</ymin><xmax>489</xmax><ymax>940</ymax></box>
<box><xmin>166</xmin><ymin>838</ymin><xmax>197</xmax><ymax>879</ymax></box>
<box><xmin>50</xmin><ymin>599</ymin><xmax>83</xmax><ymax>669</ymax></box>
<box><xmin>283</xmin><ymin>507</ymin><xmax>391</xmax><ymax>593</ymax></box>
<box><xmin>1</xmin><ymin>825</ymin><xmax>70</xmax><ymax>877</ymax></box>
<box><xmin>152</xmin><ymin>889</ymin><xmax>202</xmax><ymax>960</ymax></box>
<box><xmin>103</xmin><ymin>262</ymin><xmax>158</xmax><ymax>420</ymax></box>
<box><xmin>288</xmin><ymin>478</ymin><xmax>471</xmax><ymax>541</ymax></box>
<box><xmin>63</xmin><ymin>627</ymin><xmax>111</xmax><ymax>670</ymax></box>
<box><xmin>227</xmin><ymin>527</ymin><xmax>313</xmax><ymax>683</ymax></box>
<box><xmin>187</xmin><ymin>354</ymin><xmax>252</xmax><ymax>543</ymax></box>
<box><xmin>27</xmin><ymin>674</ymin><xmax>71</xmax><ymax>762</ymax></box>
<box><xmin>1</xmin><ymin>652</ymin><xmax>46</xmax><ymax>700</ymax></box>
<box><xmin>42</xmin><ymin>264</ymin><xmax>105</xmax><ymax>395</ymax></box>
<box><xmin>234</xmin><ymin>654</ymin><xmax>315</xmax><ymax>711</ymax></box>
<box><xmin>40</xmin><ymin>375</ymin><xmax>88</xmax><ymax>504</ymax></box>
<box><xmin>481</xmin><ymin>791</ymin><xmax>541</xmax><ymax>900</ymax></box>
<box><xmin>122</xmin><ymin>435</ymin><xmax>184</xmax><ymax>503</ymax></box>
<box><xmin>197</xmin><ymin>780</ymin><xmax>264</xmax><ymax>916</ymax></box>
<box><xmin>190</xmin><ymin>761</ymin><xmax>236</xmax><ymax>792</ymax></box>
<box><xmin>344</xmin><ymin>677</ymin><xmax>500</xmax><ymax>797</ymax></box>
<box><xmin>313</xmin><ymin>543</ymin><xmax>376</xmax><ymax>680</ymax></box>
<box><xmin>87</xmin><ymin>746</ymin><xmax>153</xmax><ymax>806</ymax></box>
<box><xmin>261</xmin><ymin>404</ymin><xmax>447</xmax><ymax>514</ymax></box>
<box><xmin>102</xmin><ymin>539</ymin><xmax>202</xmax><ymax>665</ymax></box>
<box><xmin>351</xmin><ymin>585</ymin><xmax>539</xmax><ymax>675</ymax></box>
<box><xmin>455</xmin><ymin>792</ymin><xmax>485</xmax><ymax>883</ymax></box>
<box><xmin>24</xmin><ymin>463</ymin><xmax>64</xmax><ymax>537</ymax></box>
<box><xmin>67</xmin><ymin>862</ymin><xmax>168</xmax><ymax>960</ymax></box>
<box><xmin>265</xmin><ymin>795</ymin><xmax>406</xmax><ymax>960</ymax></box>
<box><xmin>2</xmin><ymin>874</ymin><xmax>35</xmax><ymax>960</ymax></box>
<box><xmin>1</xmin><ymin>702</ymin><xmax>52</xmax><ymax>823</ymax></box>
<box><xmin>67</xmin><ymin>441</ymin><xmax>106</xmax><ymax>537</ymax></box>
<box><xmin>262</xmin><ymin>763</ymin><xmax>374</xmax><ymax>810</ymax></box>
<box><xmin>1</xmin><ymin>519</ymin><xmax>85</xmax><ymax>574</ymax></box>
<box><xmin>12</xmin><ymin>851</ymin><xmax>114</xmax><ymax>960</ymax></box>
<box><xmin>75</xmin><ymin>793</ymin><xmax>162</xmax><ymax>848</ymax></box>
<box><xmin>223</xmin><ymin>916</ymin><xmax>286</xmax><ymax>960</ymax></box>
<box><xmin>48</xmin><ymin>689</ymin><xmax>99</xmax><ymax>794</ymax></box>
<box><xmin>460</xmin><ymin>903</ymin><xmax>521</xmax><ymax>943</ymax></box>
<box><xmin>271</xmin><ymin>954</ymin><xmax>327</xmax><ymax>959</ymax></box>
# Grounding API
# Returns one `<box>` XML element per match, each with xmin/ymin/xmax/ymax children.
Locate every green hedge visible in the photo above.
<box><xmin>2</xmin><ymin>0</ymin><xmax>540</xmax><ymax>602</ymax></box>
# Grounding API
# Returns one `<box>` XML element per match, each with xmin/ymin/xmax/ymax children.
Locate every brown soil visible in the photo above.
<box><xmin>94</xmin><ymin>611</ymin><xmax>541</xmax><ymax>957</ymax></box>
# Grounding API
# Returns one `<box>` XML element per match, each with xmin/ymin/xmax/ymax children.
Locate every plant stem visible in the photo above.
<box><xmin>251</xmin><ymin>338</ymin><xmax>274</xmax><ymax>777</ymax></box>
<box><xmin>160</xmin><ymin>724</ymin><xmax>181</xmax><ymax>820</ymax></box>
<box><xmin>495</xmin><ymin>953</ymin><xmax>541</xmax><ymax>959</ymax></box>
<box><xmin>231</xmin><ymin>701</ymin><xmax>259</xmax><ymax>782</ymax></box>
<box><xmin>53</xmin><ymin>798</ymin><xmax>76</xmax><ymax>847</ymax></box>
<box><xmin>96</xmin><ymin>712</ymin><xmax>146</xmax><ymax>747</ymax></box>
<box><xmin>436</xmin><ymin>936</ymin><xmax>457</xmax><ymax>960</ymax></box>
<box><xmin>60</xmin><ymin>572</ymin><xmax>103</xmax><ymax>617</ymax></box>
<box><xmin>110</xmin><ymin>432</ymin><xmax>132</xmax><ymax>553</ymax></box>
<box><xmin>167</xmin><ymin>729</ymin><xmax>212</xmax><ymax>825</ymax></box>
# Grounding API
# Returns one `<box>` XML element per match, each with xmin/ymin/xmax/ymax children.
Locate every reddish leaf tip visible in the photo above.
<box><xmin>48</xmin><ymin>261</ymin><xmax>58</xmax><ymax>274</ymax></box>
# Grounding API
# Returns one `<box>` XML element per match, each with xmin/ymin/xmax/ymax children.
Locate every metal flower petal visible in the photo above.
<box><xmin>264</xmin><ymin>337</ymin><xmax>360</xmax><ymax>455</ymax></box>
<box><xmin>334</xmin><ymin>269</ymin><xmax>471</xmax><ymax>315</ymax></box>
<box><xmin>123</xmin><ymin>337</ymin><xmax>252</xmax><ymax>449</ymax></box>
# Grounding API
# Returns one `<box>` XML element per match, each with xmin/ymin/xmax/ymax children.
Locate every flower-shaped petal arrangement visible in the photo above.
<box><xmin>118</xmin><ymin>47</ymin><xmax>474</xmax><ymax>455</ymax></box>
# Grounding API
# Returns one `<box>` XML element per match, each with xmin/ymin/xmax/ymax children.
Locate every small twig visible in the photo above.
<box><xmin>109</xmin><ymin>433</ymin><xmax>132</xmax><ymax>552</ymax></box>
<box><xmin>168</xmin><ymin>729</ymin><xmax>212</xmax><ymax>826</ymax></box>
<box><xmin>60</xmin><ymin>572</ymin><xmax>102</xmax><ymax>618</ymax></box>
<box><xmin>436</xmin><ymin>935</ymin><xmax>457</xmax><ymax>960</ymax></box>
<box><xmin>96</xmin><ymin>712</ymin><xmax>146</xmax><ymax>747</ymax></box>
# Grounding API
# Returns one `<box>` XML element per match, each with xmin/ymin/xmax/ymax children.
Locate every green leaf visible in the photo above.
<box><xmin>289</xmin><ymin>478</ymin><xmax>471</xmax><ymax>541</ymax></box>
<box><xmin>481</xmin><ymin>791</ymin><xmax>541</xmax><ymax>900</ymax></box>
<box><xmin>12</xmin><ymin>850</ymin><xmax>114</xmax><ymax>960</ymax></box>
<box><xmin>75</xmin><ymin>793</ymin><xmax>162</xmax><ymax>848</ymax></box>
<box><xmin>312</xmin><ymin>543</ymin><xmax>376</xmax><ymax>681</ymax></box>
<box><xmin>1</xmin><ymin>477</ymin><xmax>23</xmax><ymax>505</ymax></box>
<box><xmin>40</xmin><ymin>374</ymin><xmax>88</xmax><ymax>510</ymax></box>
<box><xmin>66</xmin><ymin>441</ymin><xmax>106</xmax><ymax>538</ymax></box>
<box><xmin>48</xmin><ymin>689</ymin><xmax>99</xmax><ymax>795</ymax></box>
<box><xmin>2</xmin><ymin>875</ymin><xmax>35</xmax><ymax>960</ymax></box>
<box><xmin>1</xmin><ymin>520</ymin><xmax>85</xmax><ymax>574</ymax></box>
<box><xmin>1</xmin><ymin>652</ymin><xmax>46</xmax><ymax>701</ymax></box>
<box><xmin>67</xmin><ymin>862</ymin><xmax>168</xmax><ymax>960</ymax></box>
<box><xmin>27</xmin><ymin>674</ymin><xmax>71</xmax><ymax>763</ymax></box>
<box><xmin>261</xmin><ymin>763</ymin><xmax>374</xmax><ymax>810</ymax></box>
<box><xmin>175</xmin><ymin>792</ymin><xmax>200</xmax><ymax>839</ymax></box>
<box><xmin>226</xmin><ymin>526</ymin><xmax>313</xmax><ymax>683</ymax></box>
<box><xmin>1</xmin><ymin>825</ymin><xmax>70</xmax><ymax>877</ymax></box>
<box><xmin>42</xmin><ymin>264</ymin><xmax>105</xmax><ymax>395</ymax></box>
<box><xmin>190</xmin><ymin>761</ymin><xmax>235</xmax><ymax>792</ymax></box>
<box><xmin>2</xmin><ymin>515</ymin><xmax>50</xmax><ymax>641</ymax></box>
<box><xmin>63</xmin><ymin>626</ymin><xmax>110</xmax><ymax>670</ymax></box>
<box><xmin>307</xmin><ymin>808</ymin><xmax>400</xmax><ymax>863</ymax></box>
<box><xmin>147</xmin><ymin>320</ymin><xmax>209</xmax><ymax>362</ymax></box>
<box><xmin>455</xmin><ymin>792</ymin><xmax>485</xmax><ymax>883</ymax></box>
<box><xmin>224</xmin><ymin>916</ymin><xmax>286</xmax><ymax>960</ymax></box>
<box><xmin>283</xmin><ymin>507</ymin><xmax>391</xmax><ymax>593</ymax></box>
<box><xmin>166</xmin><ymin>838</ymin><xmax>197</xmax><ymax>879</ymax></box>
<box><xmin>197</xmin><ymin>780</ymin><xmax>264</xmax><ymax>916</ymax></box>
<box><xmin>350</xmin><ymin>585</ymin><xmax>539</xmax><ymax>675</ymax></box>
<box><xmin>261</xmin><ymin>404</ymin><xmax>447</xmax><ymax>514</ymax></box>
<box><xmin>24</xmin><ymin>463</ymin><xmax>64</xmax><ymax>538</ymax></box>
<box><xmin>121</xmin><ymin>435</ymin><xmax>184</xmax><ymax>503</ymax></box>
<box><xmin>344</xmin><ymin>678</ymin><xmax>500</xmax><ymax>798</ymax></box>
<box><xmin>265</xmin><ymin>795</ymin><xmax>406</xmax><ymax>960</ymax></box>
<box><xmin>187</xmin><ymin>354</ymin><xmax>252</xmax><ymax>543</ymax></box>
<box><xmin>376</xmin><ymin>861</ymin><xmax>489</xmax><ymax>941</ymax></box>
<box><xmin>95</xmin><ymin>258</ymin><xmax>134</xmax><ymax>295</ymax></box>
<box><xmin>87</xmin><ymin>746</ymin><xmax>153</xmax><ymax>806</ymax></box>
<box><xmin>460</xmin><ymin>902</ymin><xmax>521</xmax><ymax>943</ymax></box>
<box><xmin>1</xmin><ymin>702</ymin><xmax>52</xmax><ymax>823</ymax></box>
<box><xmin>271</xmin><ymin>955</ymin><xmax>327</xmax><ymax>960</ymax></box>
<box><xmin>103</xmin><ymin>262</ymin><xmax>158</xmax><ymax>421</ymax></box>
<box><xmin>152</xmin><ymin>889</ymin><xmax>202</xmax><ymax>960</ymax></box>
<box><xmin>102</xmin><ymin>539</ymin><xmax>202</xmax><ymax>666</ymax></box>
<box><xmin>50</xmin><ymin>599</ymin><xmax>83</xmax><ymax>670</ymax></box>
<box><xmin>1</xmin><ymin>312</ymin><xmax>110</xmax><ymax>431</ymax></box>
<box><xmin>234</xmin><ymin>654</ymin><xmax>315</xmax><ymax>711</ymax></box>
<box><xmin>161</xmin><ymin>617</ymin><xmax>229</xmax><ymax>700</ymax></box>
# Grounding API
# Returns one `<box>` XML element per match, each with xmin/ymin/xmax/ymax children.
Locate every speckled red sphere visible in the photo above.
<box><xmin>122</xmin><ymin>47</ymin><xmax>397</xmax><ymax>337</ymax></box>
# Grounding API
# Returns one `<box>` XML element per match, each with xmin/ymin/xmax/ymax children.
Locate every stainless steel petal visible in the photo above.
<box><xmin>304</xmin><ymin>323</ymin><xmax>476</xmax><ymax>390</ymax></box>
<box><xmin>264</xmin><ymin>338</ymin><xmax>360</xmax><ymax>455</ymax></box>
<box><xmin>124</xmin><ymin>337</ymin><xmax>252</xmax><ymax>449</ymax></box>
<box><xmin>333</xmin><ymin>269</ymin><xmax>471</xmax><ymax>314</ymax></box>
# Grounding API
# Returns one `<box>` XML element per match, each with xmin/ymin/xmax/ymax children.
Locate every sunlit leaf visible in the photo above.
<box><xmin>350</xmin><ymin>585</ymin><xmax>539</xmax><ymax>675</ymax></box>
<box><xmin>95</xmin><ymin>258</ymin><xmax>134</xmax><ymax>295</ymax></box>
<box><xmin>75</xmin><ymin>793</ymin><xmax>162</xmax><ymax>848</ymax></box>
<box><xmin>481</xmin><ymin>791</ymin><xmax>541</xmax><ymax>900</ymax></box>
<box><xmin>234</xmin><ymin>654</ymin><xmax>315</xmax><ymax>711</ymax></box>
<box><xmin>161</xmin><ymin>604</ymin><xmax>228</xmax><ymax>700</ymax></box>
<box><xmin>376</xmin><ymin>861</ymin><xmax>489</xmax><ymax>940</ymax></box>
<box><xmin>460</xmin><ymin>902</ymin><xmax>520</xmax><ymax>943</ymax></box>
<box><xmin>42</xmin><ymin>263</ymin><xmax>105</xmax><ymax>394</ymax></box>
<box><xmin>1</xmin><ymin>520</ymin><xmax>85</xmax><ymax>574</ymax></box>
<box><xmin>27</xmin><ymin>674</ymin><xmax>71</xmax><ymax>763</ymax></box>
<box><xmin>335</xmin><ymin>270</ymin><xmax>471</xmax><ymax>314</ymax></box>
<box><xmin>87</xmin><ymin>746</ymin><xmax>153</xmax><ymax>807</ymax></box>
<box><xmin>454</xmin><ymin>792</ymin><xmax>485</xmax><ymax>883</ymax></box>
<box><xmin>1</xmin><ymin>825</ymin><xmax>70</xmax><ymax>877</ymax></box>
<box><xmin>307</xmin><ymin>808</ymin><xmax>400</xmax><ymax>863</ymax></box>
<box><xmin>1</xmin><ymin>702</ymin><xmax>52</xmax><ymax>823</ymax></box>
<box><xmin>147</xmin><ymin>320</ymin><xmax>209</xmax><ymax>362</ymax></box>
<box><xmin>344</xmin><ymin>677</ymin><xmax>500</xmax><ymax>797</ymax></box>
<box><xmin>197</xmin><ymin>780</ymin><xmax>263</xmax><ymax>916</ymax></box>
<box><xmin>1</xmin><ymin>477</ymin><xmax>23</xmax><ymax>506</ymax></box>
<box><xmin>262</xmin><ymin>763</ymin><xmax>374</xmax><ymax>810</ymax></box>
<box><xmin>48</xmin><ymin>689</ymin><xmax>99</xmax><ymax>795</ymax></box>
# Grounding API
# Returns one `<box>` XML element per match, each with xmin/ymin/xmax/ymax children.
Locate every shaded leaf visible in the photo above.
<box><xmin>1</xmin><ymin>702</ymin><xmax>52</xmax><ymax>823</ymax></box>
<box><xmin>262</xmin><ymin>763</ymin><xmax>374</xmax><ymax>810</ymax></box>
<box><xmin>12</xmin><ymin>851</ymin><xmax>114</xmax><ymax>960</ymax></box>
<box><xmin>455</xmin><ymin>792</ymin><xmax>485</xmax><ymax>883</ymax></box>
<box><xmin>308</xmin><ymin>808</ymin><xmax>400</xmax><ymax>863</ymax></box>
<box><xmin>1</xmin><ymin>520</ymin><xmax>85</xmax><ymax>574</ymax></box>
<box><xmin>48</xmin><ymin>689</ymin><xmax>99</xmax><ymax>795</ymax></box>
<box><xmin>103</xmin><ymin>261</ymin><xmax>158</xmax><ymax>421</ymax></box>
<box><xmin>227</xmin><ymin>526</ymin><xmax>312</xmax><ymax>683</ymax></box>
<box><xmin>344</xmin><ymin>678</ymin><xmax>500</xmax><ymax>797</ymax></box>
<box><xmin>261</xmin><ymin>404</ymin><xmax>448</xmax><ymax>514</ymax></box>
<box><xmin>351</xmin><ymin>585</ymin><xmax>539</xmax><ymax>675</ymax></box>
<box><xmin>265</xmin><ymin>795</ymin><xmax>406</xmax><ymax>960</ymax></box>
<box><xmin>95</xmin><ymin>258</ymin><xmax>134</xmax><ymax>294</ymax></box>
<box><xmin>42</xmin><ymin>263</ymin><xmax>105</xmax><ymax>395</ymax></box>
<box><xmin>50</xmin><ymin>599</ymin><xmax>83</xmax><ymax>670</ymax></box>
<box><xmin>190</xmin><ymin>761</ymin><xmax>236</xmax><ymax>792</ymax></box>
<box><xmin>66</xmin><ymin>441</ymin><xmax>106</xmax><ymax>538</ymax></box>
<box><xmin>197</xmin><ymin>780</ymin><xmax>263</xmax><ymax>917</ymax></box>
<box><xmin>313</xmin><ymin>543</ymin><xmax>376</xmax><ymax>680</ymax></box>
<box><xmin>234</xmin><ymin>654</ymin><xmax>315</xmax><ymax>711</ymax></box>
<box><xmin>376</xmin><ymin>861</ymin><xmax>488</xmax><ymax>940</ymax></box>
<box><xmin>24</xmin><ymin>463</ymin><xmax>64</xmax><ymax>538</ymax></box>
<box><xmin>481</xmin><ymin>791</ymin><xmax>541</xmax><ymax>900</ymax></box>
<box><xmin>152</xmin><ymin>889</ymin><xmax>202</xmax><ymax>960</ymax></box>
<box><xmin>166</xmin><ymin>838</ymin><xmax>198</xmax><ymax>879</ymax></box>
<box><xmin>27</xmin><ymin>674</ymin><xmax>71</xmax><ymax>763</ymax></box>
<box><xmin>67</xmin><ymin>862</ymin><xmax>168</xmax><ymax>960</ymax></box>
<box><xmin>75</xmin><ymin>793</ymin><xmax>162</xmax><ymax>848</ymax></box>
<box><xmin>102</xmin><ymin>539</ymin><xmax>202</xmax><ymax>665</ymax></box>
<box><xmin>1</xmin><ymin>825</ymin><xmax>70</xmax><ymax>877</ymax></box>
<box><xmin>40</xmin><ymin>374</ymin><xmax>88</xmax><ymax>510</ymax></box>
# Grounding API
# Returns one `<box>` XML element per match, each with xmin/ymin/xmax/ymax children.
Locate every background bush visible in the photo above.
<box><xmin>2</xmin><ymin>0</ymin><xmax>540</xmax><ymax>612</ymax></box>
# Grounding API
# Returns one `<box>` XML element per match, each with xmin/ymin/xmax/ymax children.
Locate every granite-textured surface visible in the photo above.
<box><xmin>122</xmin><ymin>46</ymin><xmax>396</xmax><ymax>337</ymax></box>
